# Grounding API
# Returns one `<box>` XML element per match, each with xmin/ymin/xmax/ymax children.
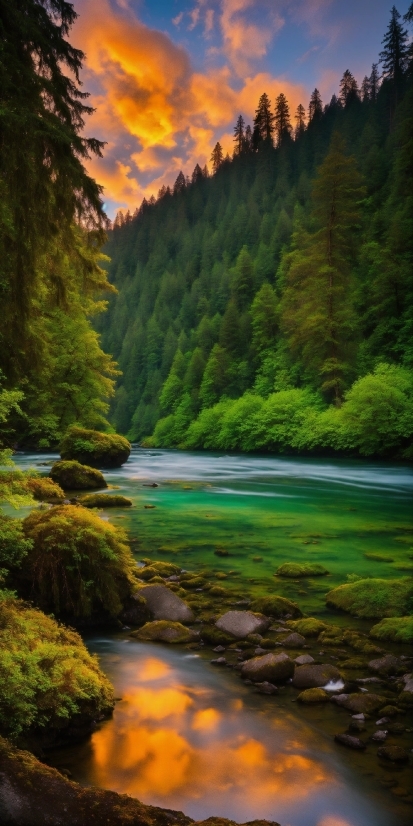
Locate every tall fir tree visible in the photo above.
<box><xmin>294</xmin><ymin>104</ymin><xmax>306</xmax><ymax>137</ymax></box>
<box><xmin>233</xmin><ymin>114</ymin><xmax>245</xmax><ymax>155</ymax></box>
<box><xmin>369</xmin><ymin>63</ymin><xmax>380</xmax><ymax>101</ymax></box>
<box><xmin>308</xmin><ymin>88</ymin><xmax>323</xmax><ymax>121</ymax></box>
<box><xmin>339</xmin><ymin>70</ymin><xmax>359</xmax><ymax>106</ymax></box>
<box><xmin>380</xmin><ymin>5</ymin><xmax>408</xmax><ymax>84</ymax></box>
<box><xmin>254</xmin><ymin>93</ymin><xmax>275</xmax><ymax>143</ymax></box>
<box><xmin>274</xmin><ymin>93</ymin><xmax>292</xmax><ymax>146</ymax></box>
<box><xmin>211</xmin><ymin>142</ymin><xmax>224</xmax><ymax>173</ymax></box>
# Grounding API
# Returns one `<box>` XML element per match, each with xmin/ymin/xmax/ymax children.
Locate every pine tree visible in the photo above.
<box><xmin>253</xmin><ymin>93</ymin><xmax>275</xmax><ymax>143</ymax></box>
<box><xmin>233</xmin><ymin>114</ymin><xmax>245</xmax><ymax>155</ymax></box>
<box><xmin>380</xmin><ymin>5</ymin><xmax>408</xmax><ymax>84</ymax></box>
<box><xmin>191</xmin><ymin>164</ymin><xmax>204</xmax><ymax>184</ymax></box>
<box><xmin>211</xmin><ymin>142</ymin><xmax>224</xmax><ymax>173</ymax></box>
<box><xmin>202</xmin><ymin>164</ymin><xmax>210</xmax><ymax>178</ymax></box>
<box><xmin>173</xmin><ymin>171</ymin><xmax>186</xmax><ymax>193</ymax></box>
<box><xmin>294</xmin><ymin>104</ymin><xmax>306</xmax><ymax>137</ymax></box>
<box><xmin>244</xmin><ymin>124</ymin><xmax>253</xmax><ymax>152</ymax></box>
<box><xmin>232</xmin><ymin>246</ymin><xmax>255</xmax><ymax>306</ymax></box>
<box><xmin>369</xmin><ymin>63</ymin><xmax>380</xmax><ymax>101</ymax></box>
<box><xmin>308</xmin><ymin>88</ymin><xmax>323</xmax><ymax>121</ymax></box>
<box><xmin>274</xmin><ymin>93</ymin><xmax>292</xmax><ymax>147</ymax></box>
<box><xmin>405</xmin><ymin>3</ymin><xmax>413</xmax><ymax>74</ymax></box>
<box><xmin>281</xmin><ymin>133</ymin><xmax>365</xmax><ymax>403</ymax></box>
<box><xmin>361</xmin><ymin>76</ymin><xmax>371</xmax><ymax>102</ymax></box>
<box><xmin>339</xmin><ymin>70</ymin><xmax>359</xmax><ymax>106</ymax></box>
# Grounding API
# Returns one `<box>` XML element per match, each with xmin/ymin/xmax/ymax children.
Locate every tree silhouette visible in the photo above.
<box><xmin>254</xmin><ymin>93</ymin><xmax>275</xmax><ymax>143</ymax></box>
<box><xmin>211</xmin><ymin>142</ymin><xmax>224</xmax><ymax>173</ymax></box>
<box><xmin>274</xmin><ymin>93</ymin><xmax>292</xmax><ymax>147</ymax></box>
<box><xmin>339</xmin><ymin>70</ymin><xmax>359</xmax><ymax>106</ymax></box>
<box><xmin>380</xmin><ymin>5</ymin><xmax>408</xmax><ymax>83</ymax></box>
<box><xmin>233</xmin><ymin>114</ymin><xmax>245</xmax><ymax>155</ymax></box>
<box><xmin>173</xmin><ymin>171</ymin><xmax>186</xmax><ymax>193</ymax></box>
<box><xmin>294</xmin><ymin>104</ymin><xmax>306</xmax><ymax>138</ymax></box>
<box><xmin>308</xmin><ymin>88</ymin><xmax>323</xmax><ymax>121</ymax></box>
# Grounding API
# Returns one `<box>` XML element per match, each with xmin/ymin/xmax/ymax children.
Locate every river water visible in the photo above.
<box><xmin>14</xmin><ymin>449</ymin><xmax>413</xmax><ymax>825</ymax></box>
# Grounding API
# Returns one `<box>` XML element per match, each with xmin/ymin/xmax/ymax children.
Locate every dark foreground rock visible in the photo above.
<box><xmin>292</xmin><ymin>664</ymin><xmax>341</xmax><ymax>689</ymax></box>
<box><xmin>215</xmin><ymin>610</ymin><xmax>271</xmax><ymax>638</ymax></box>
<box><xmin>334</xmin><ymin>734</ymin><xmax>366</xmax><ymax>750</ymax></box>
<box><xmin>241</xmin><ymin>652</ymin><xmax>294</xmax><ymax>683</ymax></box>
<box><xmin>0</xmin><ymin>738</ymin><xmax>281</xmax><ymax>826</ymax></box>
<box><xmin>331</xmin><ymin>693</ymin><xmax>387</xmax><ymax>715</ymax></box>
<box><xmin>377</xmin><ymin>745</ymin><xmax>410</xmax><ymax>763</ymax></box>
<box><xmin>140</xmin><ymin>584</ymin><xmax>194</xmax><ymax>623</ymax></box>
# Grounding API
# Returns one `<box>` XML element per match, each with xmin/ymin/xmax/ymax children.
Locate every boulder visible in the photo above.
<box><xmin>334</xmin><ymin>734</ymin><xmax>366</xmax><ymax>750</ymax></box>
<box><xmin>60</xmin><ymin>426</ymin><xmax>131</xmax><ymax>468</ymax></box>
<box><xmin>297</xmin><ymin>688</ymin><xmax>329</xmax><ymax>704</ymax></box>
<box><xmin>50</xmin><ymin>460</ymin><xmax>106</xmax><ymax>491</ymax></box>
<box><xmin>241</xmin><ymin>652</ymin><xmax>295</xmax><ymax>683</ymax></box>
<box><xmin>139</xmin><ymin>584</ymin><xmax>194</xmax><ymax>623</ymax></box>
<box><xmin>255</xmin><ymin>682</ymin><xmax>278</xmax><ymax>695</ymax></box>
<box><xmin>119</xmin><ymin>593</ymin><xmax>151</xmax><ymax>627</ymax></box>
<box><xmin>332</xmin><ymin>693</ymin><xmax>387</xmax><ymax>715</ymax></box>
<box><xmin>295</xmin><ymin>654</ymin><xmax>315</xmax><ymax>666</ymax></box>
<box><xmin>368</xmin><ymin>654</ymin><xmax>401</xmax><ymax>675</ymax></box>
<box><xmin>215</xmin><ymin>610</ymin><xmax>271</xmax><ymax>639</ymax></box>
<box><xmin>377</xmin><ymin>745</ymin><xmax>410</xmax><ymax>763</ymax></box>
<box><xmin>286</xmin><ymin>618</ymin><xmax>327</xmax><ymax>637</ymax></box>
<box><xmin>282</xmin><ymin>632</ymin><xmax>306</xmax><ymax>648</ymax></box>
<box><xmin>130</xmin><ymin>621</ymin><xmax>198</xmax><ymax>644</ymax></box>
<box><xmin>79</xmin><ymin>494</ymin><xmax>133</xmax><ymax>508</ymax></box>
<box><xmin>139</xmin><ymin>561</ymin><xmax>181</xmax><ymax>581</ymax></box>
<box><xmin>292</xmin><ymin>663</ymin><xmax>341</xmax><ymax>689</ymax></box>
<box><xmin>276</xmin><ymin>562</ymin><xmax>329</xmax><ymax>578</ymax></box>
<box><xmin>249</xmin><ymin>595</ymin><xmax>302</xmax><ymax>619</ymax></box>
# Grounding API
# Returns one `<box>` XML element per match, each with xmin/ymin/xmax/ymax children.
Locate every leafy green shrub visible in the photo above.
<box><xmin>216</xmin><ymin>394</ymin><xmax>264</xmax><ymax>450</ymax></box>
<box><xmin>0</xmin><ymin>595</ymin><xmax>114</xmax><ymax>738</ymax></box>
<box><xmin>326</xmin><ymin>577</ymin><xmax>413</xmax><ymax>618</ymax></box>
<box><xmin>50</xmin><ymin>460</ymin><xmax>106</xmax><ymax>490</ymax></box>
<box><xmin>60</xmin><ymin>426</ymin><xmax>131</xmax><ymax>468</ymax></box>
<box><xmin>185</xmin><ymin>400</ymin><xmax>230</xmax><ymax>448</ymax></box>
<box><xmin>21</xmin><ymin>505</ymin><xmax>138</xmax><ymax>619</ymax></box>
<box><xmin>0</xmin><ymin>514</ymin><xmax>32</xmax><ymax>582</ymax></box>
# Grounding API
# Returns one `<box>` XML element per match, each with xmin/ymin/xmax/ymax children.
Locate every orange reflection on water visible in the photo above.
<box><xmin>90</xmin><ymin>654</ymin><xmax>334</xmax><ymax>809</ymax></box>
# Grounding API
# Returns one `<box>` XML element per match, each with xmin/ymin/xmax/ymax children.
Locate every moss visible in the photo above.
<box><xmin>60</xmin><ymin>426</ymin><xmax>131</xmax><ymax>468</ymax></box>
<box><xmin>249</xmin><ymin>595</ymin><xmax>302</xmax><ymax>618</ymax></box>
<box><xmin>50</xmin><ymin>460</ymin><xmax>106</xmax><ymax>491</ymax></box>
<box><xmin>286</xmin><ymin>617</ymin><xmax>327</xmax><ymax>637</ymax></box>
<box><xmin>325</xmin><ymin>577</ymin><xmax>413</xmax><ymax>618</ymax></box>
<box><xmin>139</xmin><ymin>561</ymin><xmax>180</xmax><ymax>580</ymax></box>
<box><xmin>78</xmin><ymin>494</ymin><xmax>132</xmax><ymax>508</ymax></box>
<box><xmin>318</xmin><ymin>626</ymin><xmax>345</xmax><ymax>645</ymax></box>
<box><xmin>180</xmin><ymin>577</ymin><xmax>206</xmax><ymax>589</ymax></box>
<box><xmin>364</xmin><ymin>552</ymin><xmax>395</xmax><ymax>562</ymax></box>
<box><xmin>209</xmin><ymin>585</ymin><xmax>227</xmax><ymax>596</ymax></box>
<box><xmin>297</xmin><ymin>688</ymin><xmax>329</xmax><ymax>704</ymax></box>
<box><xmin>21</xmin><ymin>505</ymin><xmax>138</xmax><ymax>620</ymax></box>
<box><xmin>276</xmin><ymin>562</ymin><xmax>329</xmax><ymax>577</ymax></box>
<box><xmin>0</xmin><ymin>597</ymin><xmax>114</xmax><ymax>740</ymax></box>
<box><xmin>339</xmin><ymin>657</ymin><xmax>366</xmax><ymax>670</ymax></box>
<box><xmin>130</xmin><ymin>620</ymin><xmax>195</xmax><ymax>644</ymax></box>
<box><xmin>24</xmin><ymin>476</ymin><xmax>65</xmax><ymax>501</ymax></box>
<box><xmin>370</xmin><ymin>616</ymin><xmax>413</xmax><ymax>644</ymax></box>
<box><xmin>199</xmin><ymin>625</ymin><xmax>234</xmax><ymax>645</ymax></box>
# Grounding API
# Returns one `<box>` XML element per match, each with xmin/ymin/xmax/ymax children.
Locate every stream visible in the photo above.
<box><xmin>14</xmin><ymin>448</ymin><xmax>413</xmax><ymax>826</ymax></box>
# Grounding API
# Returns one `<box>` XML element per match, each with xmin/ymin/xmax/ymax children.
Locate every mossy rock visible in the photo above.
<box><xmin>339</xmin><ymin>658</ymin><xmax>366</xmax><ymax>670</ymax></box>
<box><xmin>180</xmin><ymin>576</ymin><xmax>206</xmax><ymax>589</ymax></box>
<box><xmin>79</xmin><ymin>494</ymin><xmax>133</xmax><ymax>508</ymax></box>
<box><xmin>139</xmin><ymin>561</ymin><xmax>180</xmax><ymax>580</ymax></box>
<box><xmin>317</xmin><ymin>626</ymin><xmax>345</xmax><ymax>645</ymax></box>
<box><xmin>21</xmin><ymin>505</ymin><xmax>137</xmax><ymax>620</ymax></box>
<box><xmin>276</xmin><ymin>562</ymin><xmax>329</xmax><ymax>578</ymax></box>
<box><xmin>297</xmin><ymin>688</ymin><xmax>329</xmax><ymax>704</ymax></box>
<box><xmin>370</xmin><ymin>616</ymin><xmax>413</xmax><ymax>644</ymax></box>
<box><xmin>209</xmin><ymin>585</ymin><xmax>227</xmax><ymax>596</ymax></box>
<box><xmin>286</xmin><ymin>617</ymin><xmax>328</xmax><ymax>637</ymax></box>
<box><xmin>24</xmin><ymin>476</ymin><xmax>65</xmax><ymax>502</ymax></box>
<box><xmin>326</xmin><ymin>577</ymin><xmax>413</xmax><ymax>618</ymax></box>
<box><xmin>249</xmin><ymin>595</ymin><xmax>302</xmax><ymax>618</ymax></box>
<box><xmin>50</xmin><ymin>460</ymin><xmax>107</xmax><ymax>491</ymax></box>
<box><xmin>130</xmin><ymin>620</ymin><xmax>197</xmax><ymax>644</ymax></box>
<box><xmin>60</xmin><ymin>426</ymin><xmax>131</xmax><ymax>468</ymax></box>
<box><xmin>364</xmin><ymin>553</ymin><xmax>394</xmax><ymax>563</ymax></box>
<box><xmin>199</xmin><ymin>625</ymin><xmax>234</xmax><ymax>645</ymax></box>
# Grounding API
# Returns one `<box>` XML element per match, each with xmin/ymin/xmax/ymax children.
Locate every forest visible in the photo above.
<box><xmin>98</xmin><ymin>6</ymin><xmax>413</xmax><ymax>459</ymax></box>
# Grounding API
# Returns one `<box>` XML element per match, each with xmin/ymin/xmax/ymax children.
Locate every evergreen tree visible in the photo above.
<box><xmin>232</xmin><ymin>246</ymin><xmax>255</xmax><ymax>306</ymax></box>
<box><xmin>380</xmin><ymin>5</ymin><xmax>408</xmax><ymax>84</ymax></box>
<box><xmin>339</xmin><ymin>70</ymin><xmax>359</xmax><ymax>106</ymax></box>
<box><xmin>173</xmin><ymin>171</ymin><xmax>186</xmax><ymax>193</ymax></box>
<box><xmin>294</xmin><ymin>104</ymin><xmax>306</xmax><ymax>137</ymax></box>
<box><xmin>233</xmin><ymin>114</ymin><xmax>245</xmax><ymax>155</ymax></box>
<box><xmin>361</xmin><ymin>76</ymin><xmax>371</xmax><ymax>102</ymax></box>
<box><xmin>274</xmin><ymin>93</ymin><xmax>292</xmax><ymax>146</ymax></box>
<box><xmin>251</xmin><ymin>284</ymin><xmax>278</xmax><ymax>355</ymax></box>
<box><xmin>191</xmin><ymin>164</ymin><xmax>204</xmax><ymax>184</ymax></box>
<box><xmin>244</xmin><ymin>124</ymin><xmax>253</xmax><ymax>152</ymax></box>
<box><xmin>254</xmin><ymin>93</ymin><xmax>275</xmax><ymax>143</ymax></box>
<box><xmin>199</xmin><ymin>345</ymin><xmax>230</xmax><ymax>408</ymax></box>
<box><xmin>369</xmin><ymin>63</ymin><xmax>380</xmax><ymax>100</ymax></box>
<box><xmin>211</xmin><ymin>142</ymin><xmax>224</xmax><ymax>173</ymax></box>
<box><xmin>281</xmin><ymin>133</ymin><xmax>365</xmax><ymax>403</ymax></box>
<box><xmin>308</xmin><ymin>88</ymin><xmax>323</xmax><ymax>121</ymax></box>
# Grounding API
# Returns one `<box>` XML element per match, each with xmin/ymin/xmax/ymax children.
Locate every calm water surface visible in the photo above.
<box><xmin>14</xmin><ymin>449</ymin><xmax>413</xmax><ymax>825</ymax></box>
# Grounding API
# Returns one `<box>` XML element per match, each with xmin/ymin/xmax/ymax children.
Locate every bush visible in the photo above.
<box><xmin>0</xmin><ymin>595</ymin><xmax>114</xmax><ymax>738</ymax></box>
<box><xmin>24</xmin><ymin>476</ymin><xmax>65</xmax><ymax>501</ymax></box>
<box><xmin>326</xmin><ymin>577</ymin><xmax>413</xmax><ymax>618</ymax></box>
<box><xmin>0</xmin><ymin>514</ymin><xmax>32</xmax><ymax>583</ymax></box>
<box><xmin>60</xmin><ymin>426</ymin><xmax>131</xmax><ymax>468</ymax></box>
<box><xmin>50</xmin><ymin>460</ymin><xmax>107</xmax><ymax>491</ymax></box>
<box><xmin>21</xmin><ymin>505</ymin><xmax>138</xmax><ymax>619</ymax></box>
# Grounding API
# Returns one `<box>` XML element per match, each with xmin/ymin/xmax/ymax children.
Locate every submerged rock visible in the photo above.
<box><xmin>286</xmin><ymin>618</ymin><xmax>327</xmax><ymax>637</ymax></box>
<box><xmin>292</xmin><ymin>664</ymin><xmax>341</xmax><ymax>689</ymax></box>
<box><xmin>377</xmin><ymin>745</ymin><xmax>410</xmax><ymax>763</ymax></box>
<box><xmin>79</xmin><ymin>494</ymin><xmax>133</xmax><ymax>508</ymax></box>
<box><xmin>282</xmin><ymin>632</ymin><xmax>306</xmax><ymax>648</ymax></box>
<box><xmin>334</xmin><ymin>733</ymin><xmax>366</xmax><ymax>750</ymax></box>
<box><xmin>331</xmin><ymin>693</ymin><xmax>387</xmax><ymax>715</ymax></box>
<box><xmin>368</xmin><ymin>654</ymin><xmax>401</xmax><ymax>675</ymax></box>
<box><xmin>241</xmin><ymin>652</ymin><xmax>295</xmax><ymax>683</ymax></box>
<box><xmin>130</xmin><ymin>621</ymin><xmax>198</xmax><ymax>644</ymax></box>
<box><xmin>215</xmin><ymin>610</ymin><xmax>271</xmax><ymax>639</ymax></box>
<box><xmin>276</xmin><ymin>562</ymin><xmax>329</xmax><ymax>578</ymax></box>
<box><xmin>50</xmin><ymin>460</ymin><xmax>107</xmax><ymax>491</ymax></box>
<box><xmin>139</xmin><ymin>584</ymin><xmax>194</xmax><ymax>623</ymax></box>
<box><xmin>297</xmin><ymin>688</ymin><xmax>329</xmax><ymax>704</ymax></box>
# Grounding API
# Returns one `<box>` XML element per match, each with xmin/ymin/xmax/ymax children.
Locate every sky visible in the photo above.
<box><xmin>72</xmin><ymin>0</ymin><xmax>411</xmax><ymax>217</ymax></box>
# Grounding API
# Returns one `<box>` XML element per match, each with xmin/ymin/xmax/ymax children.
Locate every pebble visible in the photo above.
<box><xmin>210</xmin><ymin>657</ymin><xmax>226</xmax><ymax>665</ymax></box>
<box><xmin>352</xmin><ymin>713</ymin><xmax>366</xmax><ymax>720</ymax></box>
<box><xmin>371</xmin><ymin>730</ymin><xmax>388</xmax><ymax>742</ymax></box>
<box><xmin>255</xmin><ymin>681</ymin><xmax>278</xmax><ymax>695</ymax></box>
<box><xmin>376</xmin><ymin>717</ymin><xmax>390</xmax><ymax>725</ymax></box>
<box><xmin>213</xmin><ymin>645</ymin><xmax>226</xmax><ymax>652</ymax></box>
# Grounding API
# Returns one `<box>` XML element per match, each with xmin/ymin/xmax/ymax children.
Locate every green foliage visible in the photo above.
<box><xmin>24</xmin><ymin>476</ymin><xmax>65</xmax><ymax>502</ymax></box>
<box><xmin>0</xmin><ymin>596</ymin><xmax>114</xmax><ymax>738</ymax></box>
<box><xmin>369</xmin><ymin>616</ymin><xmax>413</xmax><ymax>643</ymax></box>
<box><xmin>21</xmin><ymin>505</ymin><xmax>138</xmax><ymax>618</ymax></box>
<box><xmin>60</xmin><ymin>426</ymin><xmax>130</xmax><ymax>468</ymax></box>
<box><xmin>326</xmin><ymin>577</ymin><xmax>413</xmax><ymax>618</ymax></box>
<box><xmin>50</xmin><ymin>460</ymin><xmax>107</xmax><ymax>491</ymax></box>
<box><xmin>0</xmin><ymin>515</ymin><xmax>33</xmax><ymax>584</ymax></box>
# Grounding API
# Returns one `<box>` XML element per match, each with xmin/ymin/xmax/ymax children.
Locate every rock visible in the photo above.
<box><xmin>325</xmin><ymin>577</ymin><xmax>413</xmax><ymax>618</ymax></box>
<box><xmin>292</xmin><ymin>663</ymin><xmax>341</xmax><ymax>689</ymax></box>
<box><xmin>286</xmin><ymin>618</ymin><xmax>327</xmax><ymax>637</ymax></box>
<box><xmin>79</xmin><ymin>494</ymin><xmax>133</xmax><ymax>508</ymax></box>
<box><xmin>276</xmin><ymin>562</ymin><xmax>329</xmax><ymax>578</ymax></box>
<box><xmin>215</xmin><ymin>610</ymin><xmax>271</xmax><ymax>639</ymax></box>
<box><xmin>348</xmin><ymin>720</ymin><xmax>366</xmax><ymax>732</ymax></box>
<box><xmin>371</xmin><ymin>730</ymin><xmax>388</xmax><ymax>741</ymax></box>
<box><xmin>377</xmin><ymin>745</ymin><xmax>410</xmax><ymax>763</ymax></box>
<box><xmin>210</xmin><ymin>657</ymin><xmax>226</xmax><ymax>665</ymax></box>
<box><xmin>376</xmin><ymin>717</ymin><xmax>390</xmax><ymax>725</ymax></box>
<box><xmin>332</xmin><ymin>693</ymin><xmax>387</xmax><ymax>715</ymax></box>
<box><xmin>352</xmin><ymin>713</ymin><xmax>366</xmax><ymax>720</ymax></box>
<box><xmin>255</xmin><ymin>682</ymin><xmax>278</xmax><ymax>695</ymax></box>
<box><xmin>297</xmin><ymin>688</ymin><xmax>329</xmax><ymax>704</ymax></box>
<box><xmin>60</xmin><ymin>426</ymin><xmax>131</xmax><ymax>468</ymax></box>
<box><xmin>139</xmin><ymin>584</ymin><xmax>194</xmax><ymax>623</ymax></box>
<box><xmin>130</xmin><ymin>621</ymin><xmax>198</xmax><ymax>644</ymax></box>
<box><xmin>294</xmin><ymin>654</ymin><xmax>315</xmax><ymax>666</ymax></box>
<box><xmin>139</xmin><ymin>562</ymin><xmax>181</xmax><ymax>580</ymax></box>
<box><xmin>334</xmin><ymin>734</ymin><xmax>366</xmax><ymax>750</ymax></box>
<box><xmin>119</xmin><ymin>593</ymin><xmax>151</xmax><ymax>626</ymax></box>
<box><xmin>401</xmin><ymin>672</ymin><xmax>413</xmax><ymax>693</ymax></box>
<box><xmin>368</xmin><ymin>654</ymin><xmax>401</xmax><ymax>675</ymax></box>
<box><xmin>379</xmin><ymin>704</ymin><xmax>400</xmax><ymax>717</ymax></box>
<box><xmin>282</xmin><ymin>632</ymin><xmax>306</xmax><ymax>648</ymax></box>
<box><xmin>50</xmin><ymin>460</ymin><xmax>107</xmax><ymax>491</ymax></box>
<box><xmin>241</xmin><ymin>652</ymin><xmax>295</xmax><ymax>683</ymax></box>
<box><xmin>213</xmin><ymin>645</ymin><xmax>226</xmax><ymax>652</ymax></box>
<box><xmin>249</xmin><ymin>595</ymin><xmax>302</xmax><ymax>619</ymax></box>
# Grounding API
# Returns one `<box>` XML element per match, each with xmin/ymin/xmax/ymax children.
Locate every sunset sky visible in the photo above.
<box><xmin>72</xmin><ymin>0</ymin><xmax>411</xmax><ymax>217</ymax></box>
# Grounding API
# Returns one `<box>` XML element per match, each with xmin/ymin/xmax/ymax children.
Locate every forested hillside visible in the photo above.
<box><xmin>99</xmin><ymin>7</ymin><xmax>413</xmax><ymax>458</ymax></box>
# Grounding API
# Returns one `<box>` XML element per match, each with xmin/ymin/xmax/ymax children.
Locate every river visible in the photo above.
<box><xmin>14</xmin><ymin>448</ymin><xmax>413</xmax><ymax>825</ymax></box>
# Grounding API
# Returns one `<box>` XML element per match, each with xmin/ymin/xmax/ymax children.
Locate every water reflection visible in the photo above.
<box><xmin>75</xmin><ymin>639</ymin><xmax>392</xmax><ymax>826</ymax></box>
